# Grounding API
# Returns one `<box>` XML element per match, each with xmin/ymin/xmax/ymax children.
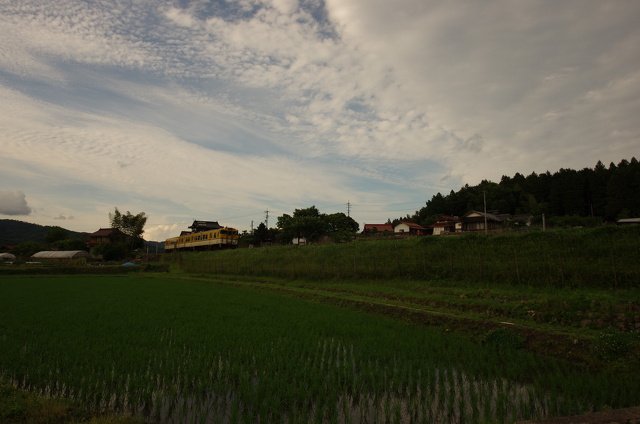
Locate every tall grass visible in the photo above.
<box><xmin>1</xmin><ymin>276</ymin><xmax>638</xmax><ymax>424</ymax></box>
<box><xmin>168</xmin><ymin>226</ymin><xmax>640</xmax><ymax>289</ymax></box>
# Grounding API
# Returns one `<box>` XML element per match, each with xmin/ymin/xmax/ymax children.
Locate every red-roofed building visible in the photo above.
<box><xmin>363</xmin><ymin>223</ymin><xmax>395</xmax><ymax>234</ymax></box>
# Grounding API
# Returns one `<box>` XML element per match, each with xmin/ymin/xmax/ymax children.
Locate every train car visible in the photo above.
<box><xmin>165</xmin><ymin>226</ymin><xmax>239</xmax><ymax>252</ymax></box>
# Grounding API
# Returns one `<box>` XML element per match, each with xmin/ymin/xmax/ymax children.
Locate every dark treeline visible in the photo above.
<box><xmin>406</xmin><ymin>158</ymin><xmax>640</xmax><ymax>227</ymax></box>
<box><xmin>0</xmin><ymin>219</ymin><xmax>87</xmax><ymax>245</ymax></box>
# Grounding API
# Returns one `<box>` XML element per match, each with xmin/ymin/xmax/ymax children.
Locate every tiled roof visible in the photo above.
<box><xmin>400</xmin><ymin>221</ymin><xmax>427</xmax><ymax>230</ymax></box>
<box><xmin>88</xmin><ymin>228</ymin><xmax>120</xmax><ymax>236</ymax></box>
<box><xmin>364</xmin><ymin>224</ymin><xmax>394</xmax><ymax>232</ymax></box>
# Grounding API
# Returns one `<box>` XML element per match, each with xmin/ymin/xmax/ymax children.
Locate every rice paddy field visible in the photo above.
<box><xmin>1</xmin><ymin>275</ymin><xmax>638</xmax><ymax>424</ymax></box>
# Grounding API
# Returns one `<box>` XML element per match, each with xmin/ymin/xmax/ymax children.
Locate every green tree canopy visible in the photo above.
<box><xmin>109</xmin><ymin>208</ymin><xmax>147</xmax><ymax>238</ymax></box>
<box><xmin>276</xmin><ymin>206</ymin><xmax>326</xmax><ymax>243</ymax></box>
<box><xmin>406</xmin><ymin>157</ymin><xmax>639</xmax><ymax>225</ymax></box>
<box><xmin>276</xmin><ymin>206</ymin><xmax>358</xmax><ymax>243</ymax></box>
<box><xmin>44</xmin><ymin>226</ymin><xmax>68</xmax><ymax>244</ymax></box>
<box><xmin>324</xmin><ymin>212</ymin><xmax>359</xmax><ymax>242</ymax></box>
<box><xmin>52</xmin><ymin>238</ymin><xmax>87</xmax><ymax>251</ymax></box>
<box><xmin>10</xmin><ymin>241</ymin><xmax>45</xmax><ymax>259</ymax></box>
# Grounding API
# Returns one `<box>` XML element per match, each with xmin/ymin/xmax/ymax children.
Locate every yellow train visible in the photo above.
<box><xmin>165</xmin><ymin>226</ymin><xmax>239</xmax><ymax>252</ymax></box>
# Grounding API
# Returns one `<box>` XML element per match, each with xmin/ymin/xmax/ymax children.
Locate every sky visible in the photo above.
<box><xmin>1</xmin><ymin>0</ymin><xmax>639</xmax><ymax>242</ymax></box>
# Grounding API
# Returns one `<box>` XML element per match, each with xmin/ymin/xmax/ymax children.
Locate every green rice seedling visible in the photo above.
<box><xmin>2</xmin><ymin>275</ymin><xmax>640</xmax><ymax>423</ymax></box>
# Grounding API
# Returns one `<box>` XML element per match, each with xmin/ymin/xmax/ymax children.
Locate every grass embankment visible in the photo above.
<box><xmin>166</xmin><ymin>226</ymin><xmax>640</xmax><ymax>368</ymax></box>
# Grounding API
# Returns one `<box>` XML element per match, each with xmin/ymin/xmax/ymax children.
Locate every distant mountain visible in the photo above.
<box><xmin>0</xmin><ymin>219</ymin><xmax>88</xmax><ymax>245</ymax></box>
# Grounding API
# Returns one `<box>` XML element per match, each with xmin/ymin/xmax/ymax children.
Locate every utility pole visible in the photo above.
<box><xmin>264</xmin><ymin>210</ymin><xmax>269</xmax><ymax>229</ymax></box>
<box><xmin>483</xmin><ymin>191</ymin><xmax>488</xmax><ymax>234</ymax></box>
<box><xmin>347</xmin><ymin>201</ymin><xmax>351</xmax><ymax>217</ymax></box>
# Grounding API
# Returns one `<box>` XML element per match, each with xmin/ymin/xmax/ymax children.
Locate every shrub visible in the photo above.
<box><xmin>93</xmin><ymin>242</ymin><xmax>128</xmax><ymax>261</ymax></box>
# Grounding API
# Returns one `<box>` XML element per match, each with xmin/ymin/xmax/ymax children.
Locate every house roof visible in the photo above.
<box><xmin>31</xmin><ymin>250</ymin><xmax>91</xmax><ymax>259</ymax></box>
<box><xmin>88</xmin><ymin>228</ymin><xmax>124</xmax><ymax>237</ymax></box>
<box><xmin>459</xmin><ymin>210</ymin><xmax>503</xmax><ymax>222</ymax></box>
<box><xmin>436</xmin><ymin>215</ymin><xmax>458</xmax><ymax>222</ymax></box>
<box><xmin>363</xmin><ymin>224</ymin><xmax>394</xmax><ymax>232</ymax></box>
<box><xmin>398</xmin><ymin>221</ymin><xmax>427</xmax><ymax>230</ymax></box>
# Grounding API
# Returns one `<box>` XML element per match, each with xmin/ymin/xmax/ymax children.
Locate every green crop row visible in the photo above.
<box><xmin>1</xmin><ymin>276</ymin><xmax>638</xmax><ymax>423</ymax></box>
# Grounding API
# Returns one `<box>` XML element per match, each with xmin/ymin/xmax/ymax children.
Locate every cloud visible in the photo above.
<box><xmin>0</xmin><ymin>191</ymin><xmax>32</xmax><ymax>215</ymax></box>
<box><xmin>0</xmin><ymin>0</ymin><xmax>639</xmax><ymax>234</ymax></box>
<box><xmin>462</xmin><ymin>134</ymin><xmax>484</xmax><ymax>154</ymax></box>
<box><xmin>144</xmin><ymin>222</ymin><xmax>187</xmax><ymax>243</ymax></box>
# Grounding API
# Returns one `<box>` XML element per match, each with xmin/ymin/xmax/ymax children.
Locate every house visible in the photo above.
<box><xmin>394</xmin><ymin>221</ymin><xmax>428</xmax><ymax>236</ymax></box>
<box><xmin>456</xmin><ymin>210</ymin><xmax>504</xmax><ymax>232</ymax></box>
<box><xmin>431</xmin><ymin>215</ymin><xmax>458</xmax><ymax>235</ymax></box>
<box><xmin>0</xmin><ymin>244</ymin><xmax>16</xmax><ymax>253</ymax></box>
<box><xmin>362</xmin><ymin>224</ymin><xmax>394</xmax><ymax>235</ymax></box>
<box><xmin>87</xmin><ymin>228</ymin><xmax>127</xmax><ymax>250</ymax></box>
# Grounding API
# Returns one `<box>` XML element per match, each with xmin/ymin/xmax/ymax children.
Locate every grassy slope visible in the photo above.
<box><xmin>166</xmin><ymin>226</ymin><xmax>640</xmax><ymax>371</ymax></box>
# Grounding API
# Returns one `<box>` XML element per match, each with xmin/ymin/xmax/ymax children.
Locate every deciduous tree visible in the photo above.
<box><xmin>109</xmin><ymin>208</ymin><xmax>147</xmax><ymax>250</ymax></box>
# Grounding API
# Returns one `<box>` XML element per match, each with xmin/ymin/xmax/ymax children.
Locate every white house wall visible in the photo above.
<box><xmin>394</xmin><ymin>223</ymin><xmax>410</xmax><ymax>233</ymax></box>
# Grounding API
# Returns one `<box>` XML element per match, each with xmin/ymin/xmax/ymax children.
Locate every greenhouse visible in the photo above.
<box><xmin>30</xmin><ymin>250</ymin><xmax>91</xmax><ymax>259</ymax></box>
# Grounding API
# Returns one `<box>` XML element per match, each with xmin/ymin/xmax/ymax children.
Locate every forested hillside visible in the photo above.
<box><xmin>407</xmin><ymin>158</ymin><xmax>640</xmax><ymax>227</ymax></box>
<box><xmin>0</xmin><ymin>220</ymin><xmax>87</xmax><ymax>245</ymax></box>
